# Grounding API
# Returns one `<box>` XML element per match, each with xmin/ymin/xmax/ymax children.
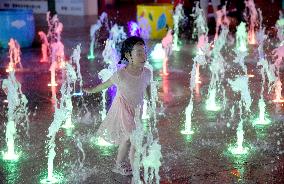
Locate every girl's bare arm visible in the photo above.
<box><xmin>85</xmin><ymin>79</ymin><xmax>113</xmax><ymax>94</ymax></box>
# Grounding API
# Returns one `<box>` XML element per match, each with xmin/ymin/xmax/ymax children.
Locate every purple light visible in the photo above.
<box><xmin>127</xmin><ymin>21</ymin><xmax>140</xmax><ymax>36</ymax></box>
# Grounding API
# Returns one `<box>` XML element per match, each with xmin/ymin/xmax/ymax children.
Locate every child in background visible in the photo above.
<box><xmin>85</xmin><ymin>36</ymin><xmax>151</xmax><ymax>175</ymax></box>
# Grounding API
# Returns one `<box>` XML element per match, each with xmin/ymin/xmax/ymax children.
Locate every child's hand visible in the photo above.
<box><xmin>83</xmin><ymin>88</ymin><xmax>92</xmax><ymax>95</ymax></box>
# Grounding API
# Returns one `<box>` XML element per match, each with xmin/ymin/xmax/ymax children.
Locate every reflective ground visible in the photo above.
<box><xmin>0</xmin><ymin>11</ymin><xmax>284</xmax><ymax>184</ymax></box>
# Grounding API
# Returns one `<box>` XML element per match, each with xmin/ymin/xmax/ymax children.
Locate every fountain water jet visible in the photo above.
<box><xmin>6</xmin><ymin>39</ymin><xmax>22</xmax><ymax>73</ymax></box>
<box><xmin>235</xmin><ymin>22</ymin><xmax>248</xmax><ymax>52</ymax></box>
<box><xmin>245</xmin><ymin>0</ymin><xmax>258</xmax><ymax>45</ymax></box>
<box><xmin>172</xmin><ymin>3</ymin><xmax>186</xmax><ymax>51</ymax></box>
<box><xmin>228</xmin><ymin>76</ymin><xmax>252</xmax><ymax>155</ymax></box>
<box><xmin>2</xmin><ymin>71</ymin><xmax>29</xmax><ymax>161</ymax></box>
<box><xmin>206</xmin><ymin>26</ymin><xmax>228</xmax><ymax>111</ymax></box>
<box><xmin>88</xmin><ymin>12</ymin><xmax>108</xmax><ymax>60</ymax></box>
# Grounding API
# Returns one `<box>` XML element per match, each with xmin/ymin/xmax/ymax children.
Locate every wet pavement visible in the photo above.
<box><xmin>0</xmin><ymin>8</ymin><xmax>284</xmax><ymax>184</ymax></box>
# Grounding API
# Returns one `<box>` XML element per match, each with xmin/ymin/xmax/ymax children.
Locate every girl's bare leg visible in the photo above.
<box><xmin>116</xmin><ymin>139</ymin><xmax>130</xmax><ymax>165</ymax></box>
<box><xmin>129</xmin><ymin>144</ymin><xmax>135</xmax><ymax>168</ymax></box>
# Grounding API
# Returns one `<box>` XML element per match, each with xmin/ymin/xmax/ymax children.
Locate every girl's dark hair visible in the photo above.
<box><xmin>119</xmin><ymin>36</ymin><xmax>145</xmax><ymax>64</ymax></box>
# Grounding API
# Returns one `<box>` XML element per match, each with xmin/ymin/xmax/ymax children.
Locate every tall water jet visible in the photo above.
<box><xmin>191</xmin><ymin>1</ymin><xmax>209</xmax><ymax>85</ymax></box>
<box><xmin>2</xmin><ymin>71</ymin><xmax>29</xmax><ymax>160</ymax></box>
<box><xmin>272</xmin><ymin>17</ymin><xmax>284</xmax><ymax>103</ymax></box>
<box><xmin>228</xmin><ymin>76</ymin><xmax>252</xmax><ymax>155</ymax></box>
<box><xmin>214</xmin><ymin>4</ymin><xmax>230</xmax><ymax>42</ymax></box>
<box><xmin>71</xmin><ymin>44</ymin><xmax>83</xmax><ymax>95</ymax></box>
<box><xmin>172</xmin><ymin>3</ymin><xmax>186</xmax><ymax>51</ymax></box>
<box><xmin>245</xmin><ymin>0</ymin><xmax>258</xmax><ymax>44</ymax></box>
<box><xmin>109</xmin><ymin>24</ymin><xmax>127</xmax><ymax>48</ymax></box>
<box><xmin>191</xmin><ymin>1</ymin><xmax>208</xmax><ymax>39</ymax></box>
<box><xmin>103</xmin><ymin>24</ymin><xmax>126</xmax><ymax>70</ymax></box>
<box><xmin>46</xmin><ymin>12</ymin><xmax>65</xmax><ymax>87</ymax></box>
<box><xmin>98</xmin><ymin>69</ymin><xmax>113</xmax><ymax>121</ymax></box>
<box><xmin>42</xmin><ymin>60</ymin><xmax>78</xmax><ymax>183</ymax></box>
<box><xmin>206</xmin><ymin>26</ymin><xmax>228</xmax><ymax>111</ymax></box>
<box><xmin>235</xmin><ymin>22</ymin><xmax>248</xmax><ymax>52</ymax></box>
<box><xmin>275</xmin><ymin>11</ymin><xmax>284</xmax><ymax>46</ymax></box>
<box><xmin>131</xmin><ymin>82</ymin><xmax>162</xmax><ymax>184</ymax></box>
<box><xmin>62</xmin><ymin>45</ymin><xmax>83</xmax><ymax>128</ymax></box>
<box><xmin>6</xmin><ymin>39</ymin><xmax>23</xmax><ymax>73</ymax></box>
<box><xmin>254</xmin><ymin>10</ymin><xmax>272</xmax><ymax>125</ymax></box>
<box><xmin>88</xmin><ymin>12</ymin><xmax>108</xmax><ymax>60</ymax></box>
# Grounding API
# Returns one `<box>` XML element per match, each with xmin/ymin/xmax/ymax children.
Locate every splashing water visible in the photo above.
<box><xmin>181</xmin><ymin>52</ymin><xmax>202</xmax><ymax>135</ymax></box>
<box><xmin>150</xmin><ymin>43</ymin><xmax>165</xmax><ymax>60</ymax></box>
<box><xmin>254</xmin><ymin>19</ymin><xmax>272</xmax><ymax>125</ymax></box>
<box><xmin>131</xmin><ymin>105</ymin><xmax>162</xmax><ymax>184</ymax></box>
<box><xmin>88</xmin><ymin>12</ymin><xmax>108</xmax><ymax>59</ymax></box>
<box><xmin>142</xmin><ymin>134</ymin><xmax>162</xmax><ymax>184</ymax></box>
<box><xmin>62</xmin><ymin>45</ymin><xmax>83</xmax><ymax>128</ymax></box>
<box><xmin>142</xmin><ymin>99</ymin><xmax>150</xmax><ymax>120</ymax></box>
<box><xmin>70</xmin><ymin>44</ymin><xmax>83</xmax><ymax>95</ymax></box>
<box><xmin>172</xmin><ymin>3</ymin><xmax>186</xmax><ymax>51</ymax></box>
<box><xmin>272</xmin><ymin>44</ymin><xmax>284</xmax><ymax>102</ymax></box>
<box><xmin>214</xmin><ymin>5</ymin><xmax>230</xmax><ymax>42</ymax></box>
<box><xmin>245</xmin><ymin>0</ymin><xmax>258</xmax><ymax>44</ymax></box>
<box><xmin>43</xmin><ymin>52</ymin><xmax>78</xmax><ymax>183</ymax></box>
<box><xmin>228</xmin><ymin>76</ymin><xmax>252</xmax><ymax>154</ymax></box>
<box><xmin>236</xmin><ymin>22</ymin><xmax>248</xmax><ymax>52</ymax></box>
<box><xmin>130</xmin><ymin>108</ymin><xmax>145</xmax><ymax>183</ymax></box>
<box><xmin>138</xmin><ymin>17</ymin><xmax>151</xmax><ymax>40</ymax></box>
<box><xmin>2</xmin><ymin>71</ymin><xmax>29</xmax><ymax>160</ymax></box>
<box><xmin>98</xmin><ymin>69</ymin><xmax>113</xmax><ymax>121</ymax></box>
<box><xmin>128</xmin><ymin>21</ymin><xmax>140</xmax><ymax>36</ymax></box>
<box><xmin>102</xmin><ymin>39</ymin><xmax>120</xmax><ymax>70</ymax></box>
<box><xmin>273</xmin><ymin>78</ymin><xmax>284</xmax><ymax>103</ymax></box>
<box><xmin>6</xmin><ymin>39</ymin><xmax>22</xmax><ymax>73</ymax></box>
<box><xmin>109</xmin><ymin>24</ymin><xmax>127</xmax><ymax>46</ymax></box>
<box><xmin>191</xmin><ymin>1</ymin><xmax>208</xmax><ymax>38</ymax></box>
<box><xmin>276</xmin><ymin>11</ymin><xmax>284</xmax><ymax>45</ymax></box>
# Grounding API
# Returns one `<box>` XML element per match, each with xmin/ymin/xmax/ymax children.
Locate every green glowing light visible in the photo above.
<box><xmin>87</xmin><ymin>54</ymin><xmax>95</xmax><ymax>60</ymax></box>
<box><xmin>95</xmin><ymin>137</ymin><xmax>113</xmax><ymax>147</ymax></box>
<box><xmin>90</xmin><ymin>137</ymin><xmax>116</xmax><ymax>156</ymax></box>
<box><xmin>252</xmin><ymin>117</ymin><xmax>272</xmax><ymax>126</ymax></box>
<box><xmin>180</xmin><ymin>129</ymin><xmax>194</xmax><ymax>135</ymax></box>
<box><xmin>205</xmin><ymin>102</ymin><xmax>221</xmax><ymax>111</ymax></box>
<box><xmin>150</xmin><ymin>62</ymin><xmax>163</xmax><ymax>70</ymax></box>
<box><xmin>40</xmin><ymin>171</ymin><xmax>65</xmax><ymax>184</ymax></box>
<box><xmin>172</xmin><ymin>34</ymin><xmax>181</xmax><ymax>51</ymax></box>
<box><xmin>228</xmin><ymin>145</ymin><xmax>249</xmax><ymax>155</ymax></box>
<box><xmin>227</xmin><ymin>142</ymin><xmax>251</xmax><ymax>156</ymax></box>
<box><xmin>2</xmin><ymin>151</ymin><xmax>19</xmax><ymax>161</ymax></box>
<box><xmin>2</xmin><ymin>151</ymin><xmax>20</xmax><ymax>161</ymax></box>
<box><xmin>61</xmin><ymin>118</ymin><xmax>75</xmax><ymax>129</ymax></box>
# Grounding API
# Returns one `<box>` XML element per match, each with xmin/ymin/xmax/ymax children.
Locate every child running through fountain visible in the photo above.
<box><xmin>85</xmin><ymin>36</ymin><xmax>151</xmax><ymax>176</ymax></box>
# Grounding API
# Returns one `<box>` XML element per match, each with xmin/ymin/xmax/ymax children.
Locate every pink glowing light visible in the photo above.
<box><xmin>38</xmin><ymin>31</ymin><xmax>49</xmax><ymax>63</ymax></box>
<box><xmin>273</xmin><ymin>78</ymin><xmax>284</xmax><ymax>103</ymax></box>
<box><xmin>214</xmin><ymin>5</ymin><xmax>230</xmax><ymax>42</ymax></box>
<box><xmin>161</xmin><ymin>30</ymin><xmax>173</xmax><ymax>76</ymax></box>
<box><xmin>273</xmin><ymin>45</ymin><xmax>284</xmax><ymax>68</ymax></box>
<box><xmin>195</xmin><ymin>64</ymin><xmax>201</xmax><ymax>84</ymax></box>
<box><xmin>6</xmin><ymin>39</ymin><xmax>22</xmax><ymax>73</ymax></box>
<box><xmin>245</xmin><ymin>0</ymin><xmax>258</xmax><ymax>45</ymax></box>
